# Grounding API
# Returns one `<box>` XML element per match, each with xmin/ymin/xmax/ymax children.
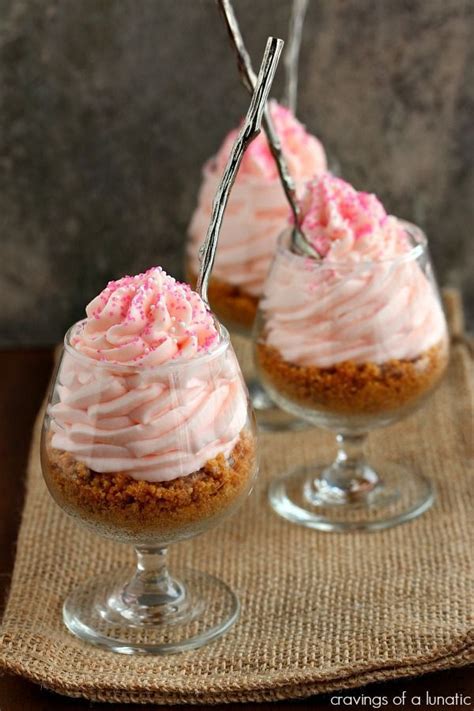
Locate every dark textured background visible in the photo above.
<box><xmin>0</xmin><ymin>0</ymin><xmax>472</xmax><ymax>345</ymax></box>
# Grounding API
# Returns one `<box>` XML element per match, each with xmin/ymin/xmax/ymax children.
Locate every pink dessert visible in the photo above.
<box><xmin>42</xmin><ymin>268</ymin><xmax>256</xmax><ymax>539</ymax></box>
<box><xmin>187</xmin><ymin>101</ymin><xmax>327</xmax><ymax>333</ymax></box>
<box><xmin>256</xmin><ymin>173</ymin><xmax>449</xmax><ymax>419</ymax></box>
<box><xmin>73</xmin><ymin>267</ymin><xmax>219</xmax><ymax>367</ymax></box>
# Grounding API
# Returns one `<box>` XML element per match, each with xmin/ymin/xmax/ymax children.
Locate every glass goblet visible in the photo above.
<box><xmin>254</xmin><ymin>224</ymin><xmax>449</xmax><ymax>531</ymax></box>
<box><xmin>41</xmin><ymin>320</ymin><xmax>257</xmax><ymax>653</ymax></box>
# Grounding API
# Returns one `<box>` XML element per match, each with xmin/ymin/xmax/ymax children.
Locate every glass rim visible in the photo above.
<box><xmin>277</xmin><ymin>219</ymin><xmax>428</xmax><ymax>268</ymax></box>
<box><xmin>63</xmin><ymin>317</ymin><xmax>231</xmax><ymax>374</ymax></box>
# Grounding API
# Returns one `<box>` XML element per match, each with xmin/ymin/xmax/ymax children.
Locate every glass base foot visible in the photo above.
<box><xmin>248</xmin><ymin>379</ymin><xmax>308</xmax><ymax>432</ymax></box>
<box><xmin>268</xmin><ymin>462</ymin><xmax>434</xmax><ymax>532</ymax></box>
<box><xmin>63</xmin><ymin>567</ymin><xmax>239</xmax><ymax>654</ymax></box>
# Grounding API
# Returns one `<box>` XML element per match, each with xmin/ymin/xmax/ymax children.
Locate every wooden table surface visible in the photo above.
<box><xmin>0</xmin><ymin>348</ymin><xmax>472</xmax><ymax>711</ymax></box>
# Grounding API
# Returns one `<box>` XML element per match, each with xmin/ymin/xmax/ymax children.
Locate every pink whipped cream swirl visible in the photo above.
<box><xmin>299</xmin><ymin>173</ymin><xmax>410</xmax><ymax>261</ymax></box>
<box><xmin>50</xmin><ymin>268</ymin><xmax>248</xmax><ymax>482</ymax></box>
<box><xmin>187</xmin><ymin>101</ymin><xmax>327</xmax><ymax>298</ymax></box>
<box><xmin>72</xmin><ymin>267</ymin><xmax>219</xmax><ymax>365</ymax></box>
<box><xmin>260</xmin><ymin>174</ymin><xmax>447</xmax><ymax>367</ymax></box>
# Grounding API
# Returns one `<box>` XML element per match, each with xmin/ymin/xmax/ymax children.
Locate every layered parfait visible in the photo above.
<box><xmin>255</xmin><ymin>173</ymin><xmax>449</xmax><ymax>428</ymax></box>
<box><xmin>187</xmin><ymin>101</ymin><xmax>327</xmax><ymax>333</ymax></box>
<box><xmin>42</xmin><ymin>267</ymin><xmax>256</xmax><ymax>543</ymax></box>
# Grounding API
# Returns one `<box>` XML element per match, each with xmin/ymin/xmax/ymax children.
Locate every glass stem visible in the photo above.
<box><xmin>248</xmin><ymin>377</ymin><xmax>274</xmax><ymax>410</ymax></box>
<box><xmin>121</xmin><ymin>546</ymin><xmax>184</xmax><ymax>610</ymax></box>
<box><xmin>322</xmin><ymin>433</ymin><xmax>379</xmax><ymax>499</ymax></box>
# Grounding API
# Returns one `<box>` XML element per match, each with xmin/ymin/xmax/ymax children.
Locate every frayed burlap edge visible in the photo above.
<box><xmin>0</xmin><ymin>631</ymin><xmax>473</xmax><ymax>704</ymax></box>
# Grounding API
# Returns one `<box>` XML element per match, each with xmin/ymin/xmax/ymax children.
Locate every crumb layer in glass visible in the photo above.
<box><xmin>256</xmin><ymin>340</ymin><xmax>448</xmax><ymax>415</ymax></box>
<box><xmin>187</xmin><ymin>268</ymin><xmax>257</xmax><ymax>332</ymax></box>
<box><xmin>44</xmin><ymin>432</ymin><xmax>255</xmax><ymax>537</ymax></box>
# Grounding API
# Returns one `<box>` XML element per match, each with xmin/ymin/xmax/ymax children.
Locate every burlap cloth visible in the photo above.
<box><xmin>0</xmin><ymin>290</ymin><xmax>472</xmax><ymax>704</ymax></box>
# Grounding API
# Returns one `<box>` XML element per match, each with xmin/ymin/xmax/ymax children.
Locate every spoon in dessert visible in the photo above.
<box><xmin>283</xmin><ymin>0</ymin><xmax>309</xmax><ymax>115</ymax></box>
<box><xmin>216</xmin><ymin>0</ymin><xmax>321</xmax><ymax>260</ymax></box>
<box><xmin>197</xmin><ymin>35</ymin><xmax>284</xmax><ymax>304</ymax></box>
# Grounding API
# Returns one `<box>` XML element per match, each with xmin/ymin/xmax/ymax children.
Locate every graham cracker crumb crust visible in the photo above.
<box><xmin>256</xmin><ymin>339</ymin><xmax>449</xmax><ymax>415</ymax></box>
<box><xmin>187</xmin><ymin>268</ymin><xmax>257</xmax><ymax>332</ymax></box>
<box><xmin>44</xmin><ymin>432</ymin><xmax>256</xmax><ymax>535</ymax></box>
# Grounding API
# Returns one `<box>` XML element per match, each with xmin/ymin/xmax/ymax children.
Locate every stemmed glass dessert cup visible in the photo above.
<box><xmin>41</xmin><ymin>320</ymin><xmax>258</xmax><ymax>654</ymax></box>
<box><xmin>186</xmin><ymin>101</ymin><xmax>327</xmax><ymax>432</ymax></box>
<box><xmin>254</xmin><ymin>224</ymin><xmax>449</xmax><ymax>532</ymax></box>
